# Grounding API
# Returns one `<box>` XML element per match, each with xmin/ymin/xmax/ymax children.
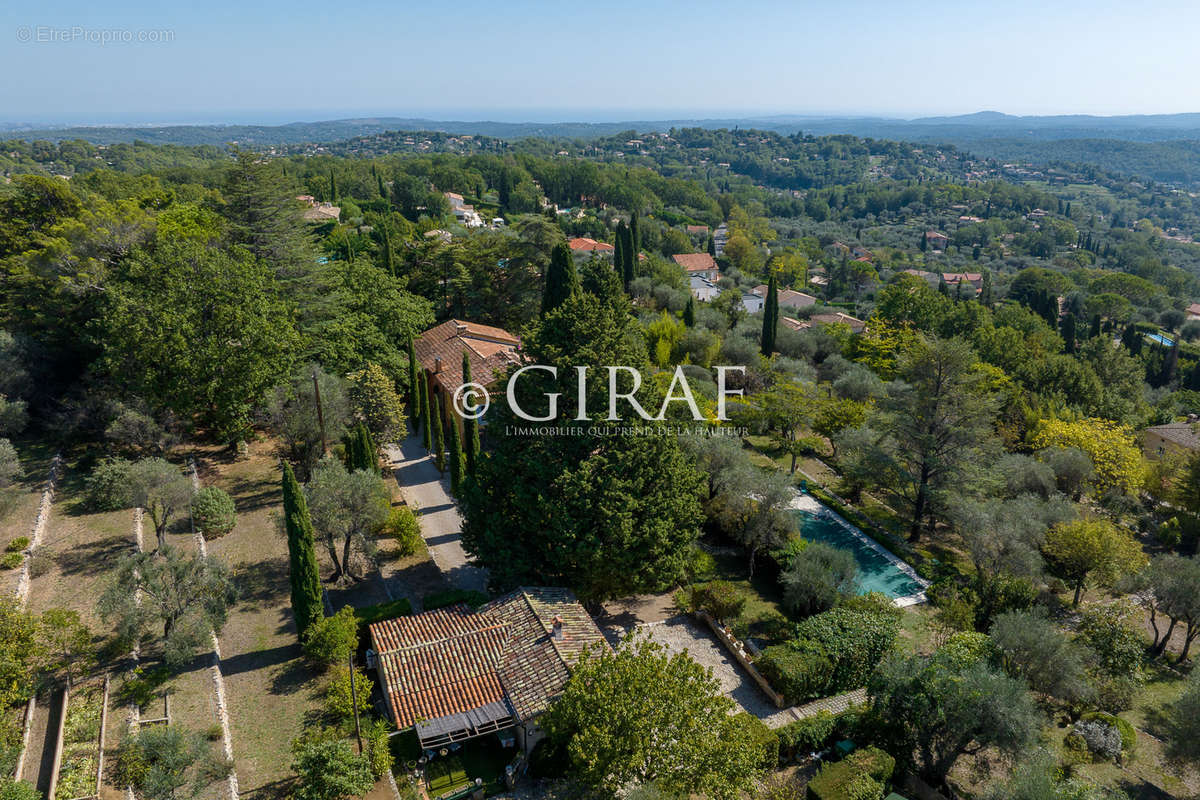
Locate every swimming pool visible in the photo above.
<box><xmin>789</xmin><ymin>493</ymin><xmax>928</xmax><ymax>606</ymax></box>
<box><xmin>1146</xmin><ymin>332</ymin><xmax>1175</xmax><ymax>347</ymax></box>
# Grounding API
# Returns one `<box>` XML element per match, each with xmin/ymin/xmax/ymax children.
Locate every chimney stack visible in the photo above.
<box><xmin>434</xmin><ymin>357</ymin><xmax>442</xmax><ymax>374</ymax></box>
<box><xmin>551</xmin><ymin>616</ymin><xmax>564</xmax><ymax>641</ymax></box>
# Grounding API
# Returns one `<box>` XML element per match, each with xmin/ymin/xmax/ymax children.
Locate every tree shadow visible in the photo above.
<box><xmin>224</xmin><ymin>475</ymin><xmax>280</xmax><ymax>515</ymax></box>
<box><xmin>234</xmin><ymin>554</ymin><xmax>291</xmax><ymax>609</ymax></box>
<box><xmin>54</xmin><ymin>533</ymin><xmax>135</xmax><ymax>576</ymax></box>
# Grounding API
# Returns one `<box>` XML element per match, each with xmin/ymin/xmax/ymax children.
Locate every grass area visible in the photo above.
<box><xmin>427</xmin><ymin>755</ymin><xmax>469</xmax><ymax>795</ymax></box>
<box><xmin>423</xmin><ymin>738</ymin><xmax>516</xmax><ymax>799</ymax></box>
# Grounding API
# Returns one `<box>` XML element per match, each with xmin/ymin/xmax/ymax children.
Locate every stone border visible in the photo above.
<box><xmin>13</xmin><ymin>695</ymin><xmax>35</xmax><ymax>781</ymax></box>
<box><xmin>695</xmin><ymin>610</ymin><xmax>786</xmax><ymax>708</ymax></box>
<box><xmin>789</xmin><ymin>492</ymin><xmax>928</xmax><ymax>607</ymax></box>
<box><xmin>15</xmin><ymin>453</ymin><xmax>63</xmax><ymax>607</ymax></box>
<box><xmin>45</xmin><ymin>685</ymin><xmax>68</xmax><ymax>800</ymax></box>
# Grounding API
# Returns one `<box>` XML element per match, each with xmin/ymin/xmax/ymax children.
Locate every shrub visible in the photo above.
<box><xmin>324</xmin><ymin>664</ymin><xmax>374</xmax><ymax>722</ymax></box>
<box><xmin>83</xmin><ymin>457</ymin><xmax>134</xmax><ymax>511</ymax></box>
<box><xmin>352</xmin><ymin>598</ymin><xmax>412</xmax><ymax>631</ymax></box>
<box><xmin>364</xmin><ymin>719</ymin><xmax>393</xmax><ymax>780</ymax></box>
<box><xmin>4</xmin><ymin>538</ymin><xmax>28</xmax><ymax>553</ymax></box>
<box><xmin>1081</xmin><ymin>711</ymin><xmax>1135</xmax><ymax>755</ymax></box>
<box><xmin>691</xmin><ymin>580</ymin><xmax>746</xmax><ymax>621</ymax></box>
<box><xmin>422</xmin><ymin>589</ymin><xmax>488</xmax><ymax>611</ymax></box>
<box><xmin>191</xmin><ymin>487</ymin><xmax>237</xmax><ymax>539</ymax></box>
<box><xmin>806</xmin><ymin>746</ymin><xmax>895</xmax><ymax>800</ymax></box>
<box><xmin>380</xmin><ymin>506</ymin><xmax>422</xmax><ymax>557</ymax></box>
<box><xmin>777</xmin><ymin>711</ymin><xmax>837</xmax><ymax>762</ymax></box>
<box><xmin>303</xmin><ymin>607</ymin><xmax>358</xmax><ymax>667</ymax></box>
<box><xmin>729</xmin><ymin>711</ymin><xmax>778</xmax><ymax>770</ymax></box>
<box><xmin>683</xmin><ymin>546</ymin><xmax>718</xmax><ymax>582</ymax></box>
<box><xmin>781</xmin><ymin>542</ymin><xmax>858</xmax><ymax>618</ymax></box>
<box><xmin>757</xmin><ymin>642</ymin><xmax>833</xmax><ymax>704</ymax></box>
<box><xmin>0</xmin><ymin>553</ymin><xmax>21</xmax><ymax>570</ymax></box>
<box><xmin>0</xmin><ymin>779</ymin><xmax>37</xmax><ymax>800</ymax></box>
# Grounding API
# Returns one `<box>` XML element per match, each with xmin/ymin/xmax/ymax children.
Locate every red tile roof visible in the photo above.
<box><xmin>414</xmin><ymin>319</ymin><xmax>521</xmax><ymax>393</ymax></box>
<box><xmin>369</xmin><ymin>588</ymin><xmax>608</xmax><ymax>728</ymax></box>
<box><xmin>672</xmin><ymin>252</ymin><xmax>718</xmax><ymax>272</ymax></box>
<box><xmin>568</xmin><ymin>237</ymin><xmax>614</xmax><ymax>252</ymax></box>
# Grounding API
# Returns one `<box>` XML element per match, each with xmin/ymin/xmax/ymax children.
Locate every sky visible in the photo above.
<box><xmin>5</xmin><ymin>0</ymin><xmax>1200</xmax><ymax>125</ymax></box>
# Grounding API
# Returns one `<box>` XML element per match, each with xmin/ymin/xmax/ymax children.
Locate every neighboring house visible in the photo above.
<box><xmin>752</xmin><ymin>285</ymin><xmax>816</xmax><ymax>311</ymax></box>
<box><xmin>297</xmin><ymin>195</ymin><xmax>341</xmax><ymax>222</ymax></box>
<box><xmin>900</xmin><ymin>268</ymin><xmax>941</xmax><ymax>289</ymax></box>
<box><xmin>568</xmin><ymin>237</ymin><xmax>615</xmax><ymax>257</ymax></box>
<box><xmin>689</xmin><ymin>274</ymin><xmax>722</xmax><ymax>302</ymax></box>
<box><xmin>941</xmin><ymin>272</ymin><xmax>983</xmax><ymax>294</ymax></box>
<box><xmin>672</xmin><ymin>252</ymin><xmax>719</xmax><ymax>281</ymax></box>
<box><xmin>685</xmin><ymin>224</ymin><xmax>709</xmax><ymax>237</ymax></box>
<box><xmin>740</xmin><ymin>292</ymin><xmax>764</xmax><ymax>314</ymax></box>
<box><xmin>368</xmin><ymin>587</ymin><xmax>608</xmax><ymax>752</ymax></box>
<box><xmin>1187</xmin><ymin>302</ymin><xmax>1200</xmax><ymax>321</ymax></box>
<box><xmin>924</xmin><ymin>231</ymin><xmax>949</xmax><ymax>250</ymax></box>
<box><xmin>1143</xmin><ymin>421</ymin><xmax>1200</xmax><ymax>460</ymax></box>
<box><xmin>414</xmin><ymin>319</ymin><xmax>521</xmax><ymax>429</ymax></box>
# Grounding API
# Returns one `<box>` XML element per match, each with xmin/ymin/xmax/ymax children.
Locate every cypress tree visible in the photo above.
<box><xmin>542</xmin><ymin>242</ymin><xmax>579</xmax><ymax>314</ymax></box>
<box><xmin>1089</xmin><ymin>314</ymin><xmax>1102</xmax><ymax>339</ymax></box>
<box><xmin>378</xmin><ymin>173</ymin><xmax>387</xmax><ymax>199</ymax></box>
<box><xmin>407</xmin><ymin>337</ymin><xmax>420</xmax><ymax>434</ymax></box>
<box><xmin>448</xmin><ymin>414</ymin><xmax>464</xmax><ymax>496</ymax></box>
<box><xmin>707</xmin><ymin>234</ymin><xmax>716</xmax><ymax>258</ymax></box>
<box><xmin>380</xmin><ymin>225</ymin><xmax>394</xmax><ymax>276</ymax></box>
<box><xmin>683</xmin><ymin>296</ymin><xmax>696</xmax><ymax>327</ymax></box>
<box><xmin>1162</xmin><ymin>342</ymin><xmax>1180</xmax><ymax>386</ymax></box>
<box><xmin>345</xmin><ymin>428</ymin><xmax>364</xmax><ymax>471</ymax></box>
<box><xmin>431</xmin><ymin>399</ymin><xmax>446</xmax><ymax>474</ymax></box>
<box><xmin>359</xmin><ymin>423</ymin><xmax>379</xmax><ymax>474</ymax></box>
<box><xmin>620</xmin><ymin>224</ymin><xmax>635</xmax><ymax>289</ymax></box>
<box><xmin>980</xmin><ymin>270</ymin><xmax>993</xmax><ymax>306</ymax></box>
<box><xmin>613</xmin><ymin>220</ymin><xmax>628</xmax><ymax>286</ymax></box>
<box><xmin>283</xmin><ymin>461</ymin><xmax>323</xmax><ymax>640</ymax></box>
<box><xmin>1060</xmin><ymin>313</ymin><xmax>1076</xmax><ymax>353</ymax></box>
<box><xmin>761</xmin><ymin>275</ymin><xmax>778</xmax><ymax>356</ymax></box>
<box><xmin>329</xmin><ymin>170</ymin><xmax>337</xmax><ymax>202</ymax></box>
<box><xmin>938</xmin><ymin>276</ymin><xmax>950</xmax><ymax>297</ymax></box>
<box><xmin>629</xmin><ymin>210</ymin><xmax>640</xmax><ymax>254</ymax></box>
<box><xmin>419</xmin><ymin>369</ymin><xmax>432</xmax><ymax>451</ymax></box>
<box><xmin>462</xmin><ymin>351</ymin><xmax>480</xmax><ymax>476</ymax></box>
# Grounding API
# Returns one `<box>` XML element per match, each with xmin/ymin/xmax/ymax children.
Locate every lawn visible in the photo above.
<box><xmin>422</xmin><ymin>737</ymin><xmax>515</xmax><ymax>798</ymax></box>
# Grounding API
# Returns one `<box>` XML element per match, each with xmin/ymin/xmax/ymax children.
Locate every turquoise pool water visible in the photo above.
<box><xmin>790</xmin><ymin>497</ymin><xmax>926</xmax><ymax>603</ymax></box>
<box><xmin>1146</xmin><ymin>332</ymin><xmax>1174</xmax><ymax>347</ymax></box>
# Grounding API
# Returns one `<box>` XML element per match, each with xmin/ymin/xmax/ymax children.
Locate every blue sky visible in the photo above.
<box><xmin>4</xmin><ymin>0</ymin><xmax>1200</xmax><ymax>124</ymax></box>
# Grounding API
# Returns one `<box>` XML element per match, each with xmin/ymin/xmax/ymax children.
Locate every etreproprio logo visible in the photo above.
<box><xmin>450</xmin><ymin>365</ymin><xmax>745</xmax><ymax>423</ymax></box>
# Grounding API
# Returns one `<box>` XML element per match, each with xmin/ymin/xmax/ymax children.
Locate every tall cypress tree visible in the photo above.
<box><xmin>542</xmin><ymin>242</ymin><xmax>579</xmax><ymax>315</ymax></box>
<box><xmin>380</xmin><ymin>225</ymin><xmax>394</xmax><ymax>276</ymax></box>
<box><xmin>431</xmin><ymin>399</ymin><xmax>446</xmax><ymax>474</ymax></box>
<box><xmin>419</xmin><ymin>369</ymin><xmax>432</xmax><ymax>451</ymax></box>
<box><xmin>613</xmin><ymin>220</ymin><xmax>628</xmax><ymax>286</ymax></box>
<box><xmin>979</xmin><ymin>270</ymin><xmax>993</xmax><ymax>307</ymax></box>
<box><xmin>377</xmin><ymin>173</ymin><xmax>387</xmax><ymax>199</ymax></box>
<box><xmin>407</xmin><ymin>337</ymin><xmax>420</xmax><ymax>435</ymax></box>
<box><xmin>620</xmin><ymin>224</ymin><xmax>635</xmax><ymax>290</ymax></box>
<box><xmin>1060</xmin><ymin>313</ymin><xmax>1077</xmax><ymax>354</ymax></box>
<box><xmin>462</xmin><ymin>351</ymin><xmax>480</xmax><ymax>476</ymax></box>
<box><xmin>761</xmin><ymin>275</ymin><xmax>778</xmax><ymax>356</ymax></box>
<box><xmin>707</xmin><ymin>234</ymin><xmax>716</xmax><ymax>258</ymax></box>
<box><xmin>283</xmin><ymin>461</ymin><xmax>323</xmax><ymax>640</ymax></box>
<box><xmin>448</xmin><ymin>415</ymin><xmax>464</xmax><ymax>496</ymax></box>
<box><xmin>1162</xmin><ymin>342</ymin><xmax>1180</xmax><ymax>386</ymax></box>
<box><xmin>328</xmin><ymin>170</ymin><xmax>337</xmax><ymax>202</ymax></box>
<box><xmin>683</xmin><ymin>296</ymin><xmax>696</xmax><ymax>327</ymax></box>
<box><xmin>358</xmin><ymin>423</ymin><xmax>379</xmax><ymax>474</ymax></box>
<box><xmin>629</xmin><ymin>210</ymin><xmax>640</xmax><ymax>255</ymax></box>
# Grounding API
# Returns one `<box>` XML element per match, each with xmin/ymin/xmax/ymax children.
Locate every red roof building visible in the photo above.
<box><xmin>567</xmin><ymin>237</ymin><xmax>615</xmax><ymax>254</ymax></box>
<box><xmin>672</xmin><ymin>252</ymin><xmax>719</xmax><ymax>280</ymax></box>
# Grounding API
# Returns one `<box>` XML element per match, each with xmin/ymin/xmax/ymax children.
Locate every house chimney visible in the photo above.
<box><xmin>455</xmin><ymin>323</ymin><xmax>468</xmax><ymax>334</ymax></box>
<box><xmin>551</xmin><ymin>616</ymin><xmax>564</xmax><ymax>641</ymax></box>
<box><xmin>434</xmin><ymin>357</ymin><xmax>442</xmax><ymax>374</ymax></box>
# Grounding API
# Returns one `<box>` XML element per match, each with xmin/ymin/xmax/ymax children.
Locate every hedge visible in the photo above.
<box><xmin>759</xmin><ymin>599</ymin><xmax>901</xmax><ymax>704</ymax></box>
<box><xmin>730</xmin><ymin>712</ymin><xmax>779</xmax><ymax>770</ymax></box>
<box><xmin>353</xmin><ymin>598</ymin><xmax>413</xmax><ymax>631</ymax></box>
<box><xmin>422</xmin><ymin>589</ymin><xmax>488</xmax><ymax>611</ymax></box>
<box><xmin>806</xmin><ymin>746</ymin><xmax>895</xmax><ymax>800</ymax></box>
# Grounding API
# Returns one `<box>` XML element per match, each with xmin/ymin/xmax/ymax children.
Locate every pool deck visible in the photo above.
<box><xmin>789</xmin><ymin>492</ymin><xmax>929</xmax><ymax>607</ymax></box>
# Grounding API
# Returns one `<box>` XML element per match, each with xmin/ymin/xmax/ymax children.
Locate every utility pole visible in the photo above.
<box><xmin>313</xmin><ymin>371</ymin><xmax>328</xmax><ymax>457</ymax></box>
<box><xmin>349</xmin><ymin>651</ymin><xmax>363</xmax><ymax>754</ymax></box>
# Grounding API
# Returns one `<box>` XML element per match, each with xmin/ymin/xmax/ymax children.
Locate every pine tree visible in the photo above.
<box><xmin>462</xmin><ymin>351</ymin><xmax>480</xmax><ymax>476</ymax></box>
<box><xmin>542</xmin><ymin>242</ymin><xmax>579</xmax><ymax>314</ymax></box>
<box><xmin>407</xmin><ymin>337</ymin><xmax>420</xmax><ymax>434</ymax></box>
<box><xmin>448</xmin><ymin>414</ymin><xmax>465</xmax><ymax>496</ymax></box>
<box><xmin>283</xmin><ymin>461</ymin><xmax>323</xmax><ymax>640</ymax></box>
<box><xmin>761</xmin><ymin>275</ymin><xmax>778</xmax><ymax>357</ymax></box>
<box><xmin>431</xmin><ymin>399</ymin><xmax>446</xmax><ymax>474</ymax></box>
<box><xmin>683</xmin><ymin>296</ymin><xmax>695</xmax><ymax>327</ymax></box>
<box><xmin>419</xmin><ymin>369</ymin><xmax>432</xmax><ymax>451</ymax></box>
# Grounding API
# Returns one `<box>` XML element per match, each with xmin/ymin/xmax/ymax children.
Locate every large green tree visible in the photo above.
<box><xmin>542</xmin><ymin>637</ymin><xmax>765</xmax><ymax>799</ymax></box>
<box><xmin>461</xmin><ymin>288</ymin><xmax>705</xmax><ymax>604</ymax></box>
<box><xmin>101</xmin><ymin>239</ymin><xmax>299</xmax><ymax>440</ymax></box>
<box><xmin>541</xmin><ymin>242</ymin><xmax>579</xmax><ymax>315</ymax></box>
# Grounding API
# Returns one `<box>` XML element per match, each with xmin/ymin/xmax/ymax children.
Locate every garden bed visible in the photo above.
<box><xmin>53</xmin><ymin>680</ymin><xmax>105</xmax><ymax>800</ymax></box>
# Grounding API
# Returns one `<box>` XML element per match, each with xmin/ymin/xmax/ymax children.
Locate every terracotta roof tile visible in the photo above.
<box><xmin>672</xmin><ymin>253</ymin><xmax>718</xmax><ymax>272</ymax></box>
<box><xmin>414</xmin><ymin>319</ymin><xmax>521</xmax><ymax>393</ymax></box>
